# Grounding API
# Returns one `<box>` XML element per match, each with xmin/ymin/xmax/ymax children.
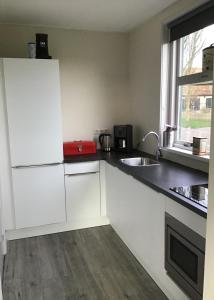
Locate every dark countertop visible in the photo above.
<box><xmin>64</xmin><ymin>150</ymin><xmax>208</xmax><ymax>218</ymax></box>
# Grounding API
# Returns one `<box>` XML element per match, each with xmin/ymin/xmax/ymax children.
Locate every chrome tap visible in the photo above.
<box><xmin>142</xmin><ymin>131</ymin><xmax>161</xmax><ymax>161</ymax></box>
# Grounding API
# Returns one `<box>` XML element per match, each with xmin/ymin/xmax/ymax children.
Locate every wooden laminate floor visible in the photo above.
<box><xmin>3</xmin><ymin>225</ymin><xmax>168</xmax><ymax>300</ymax></box>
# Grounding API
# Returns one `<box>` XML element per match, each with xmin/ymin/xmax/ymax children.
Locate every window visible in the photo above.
<box><xmin>165</xmin><ymin>3</ymin><xmax>214</xmax><ymax>155</ymax></box>
<box><xmin>176</xmin><ymin>26</ymin><xmax>213</xmax><ymax>149</ymax></box>
<box><xmin>206</xmin><ymin>97</ymin><xmax>212</xmax><ymax>109</ymax></box>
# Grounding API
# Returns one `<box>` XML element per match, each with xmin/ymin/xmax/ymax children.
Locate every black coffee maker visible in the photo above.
<box><xmin>36</xmin><ymin>33</ymin><xmax>52</xmax><ymax>59</ymax></box>
<box><xmin>114</xmin><ymin>125</ymin><xmax>133</xmax><ymax>153</ymax></box>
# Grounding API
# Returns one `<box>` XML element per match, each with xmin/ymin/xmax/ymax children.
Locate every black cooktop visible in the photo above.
<box><xmin>170</xmin><ymin>184</ymin><xmax>208</xmax><ymax>208</ymax></box>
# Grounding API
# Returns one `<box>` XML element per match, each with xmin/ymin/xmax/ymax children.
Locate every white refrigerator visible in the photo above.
<box><xmin>2</xmin><ymin>58</ymin><xmax>66</xmax><ymax>229</ymax></box>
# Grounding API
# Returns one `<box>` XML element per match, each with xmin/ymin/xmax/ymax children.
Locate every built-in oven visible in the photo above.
<box><xmin>165</xmin><ymin>213</ymin><xmax>205</xmax><ymax>300</ymax></box>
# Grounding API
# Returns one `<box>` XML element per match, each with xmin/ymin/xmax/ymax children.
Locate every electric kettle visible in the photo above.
<box><xmin>99</xmin><ymin>133</ymin><xmax>111</xmax><ymax>152</ymax></box>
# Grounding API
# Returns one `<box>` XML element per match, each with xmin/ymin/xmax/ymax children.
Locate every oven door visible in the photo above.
<box><xmin>165</xmin><ymin>213</ymin><xmax>205</xmax><ymax>300</ymax></box>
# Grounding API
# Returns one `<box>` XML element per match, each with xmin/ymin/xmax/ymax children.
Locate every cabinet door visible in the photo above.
<box><xmin>65</xmin><ymin>173</ymin><xmax>100</xmax><ymax>221</ymax></box>
<box><xmin>12</xmin><ymin>164</ymin><xmax>66</xmax><ymax>229</ymax></box>
<box><xmin>106</xmin><ymin>163</ymin><xmax>190</xmax><ymax>300</ymax></box>
<box><xmin>3</xmin><ymin>58</ymin><xmax>63</xmax><ymax>166</ymax></box>
<box><xmin>106</xmin><ymin>163</ymin><xmax>164</xmax><ymax>275</ymax></box>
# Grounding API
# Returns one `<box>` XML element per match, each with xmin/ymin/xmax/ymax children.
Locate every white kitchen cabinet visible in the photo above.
<box><xmin>106</xmin><ymin>163</ymin><xmax>190</xmax><ymax>300</ymax></box>
<box><xmin>165</xmin><ymin>194</ymin><xmax>207</xmax><ymax>238</ymax></box>
<box><xmin>12</xmin><ymin>164</ymin><xmax>66</xmax><ymax>229</ymax></box>
<box><xmin>106</xmin><ymin>163</ymin><xmax>165</xmax><ymax>275</ymax></box>
<box><xmin>65</xmin><ymin>162</ymin><xmax>101</xmax><ymax>222</ymax></box>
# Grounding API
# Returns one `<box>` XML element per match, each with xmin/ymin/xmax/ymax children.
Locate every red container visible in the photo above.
<box><xmin>63</xmin><ymin>141</ymin><xmax>97</xmax><ymax>156</ymax></box>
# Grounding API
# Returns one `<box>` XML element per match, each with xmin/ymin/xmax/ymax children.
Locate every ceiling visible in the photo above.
<box><xmin>0</xmin><ymin>0</ymin><xmax>178</xmax><ymax>32</ymax></box>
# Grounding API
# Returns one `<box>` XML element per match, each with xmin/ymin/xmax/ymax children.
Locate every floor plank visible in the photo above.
<box><xmin>3</xmin><ymin>225</ymin><xmax>168</xmax><ymax>300</ymax></box>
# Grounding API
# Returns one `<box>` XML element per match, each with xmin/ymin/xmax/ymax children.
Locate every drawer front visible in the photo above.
<box><xmin>65</xmin><ymin>172</ymin><xmax>101</xmax><ymax>220</ymax></box>
<box><xmin>64</xmin><ymin>161</ymin><xmax>99</xmax><ymax>175</ymax></box>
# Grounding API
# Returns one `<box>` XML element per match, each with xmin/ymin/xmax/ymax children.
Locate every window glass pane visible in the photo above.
<box><xmin>180</xmin><ymin>24</ymin><xmax>214</xmax><ymax>76</ymax></box>
<box><xmin>177</xmin><ymin>84</ymin><xmax>212</xmax><ymax>149</ymax></box>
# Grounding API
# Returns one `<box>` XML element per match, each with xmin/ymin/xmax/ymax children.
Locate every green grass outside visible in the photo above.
<box><xmin>181</xmin><ymin>118</ymin><xmax>211</xmax><ymax>128</ymax></box>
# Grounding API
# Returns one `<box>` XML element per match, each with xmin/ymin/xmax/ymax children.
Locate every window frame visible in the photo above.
<box><xmin>167</xmin><ymin>38</ymin><xmax>193</xmax><ymax>151</ymax></box>
<box><xmin>167</xmin><ymin>32</ymin><xmax>212</xmax><ymax>154</ymax></box>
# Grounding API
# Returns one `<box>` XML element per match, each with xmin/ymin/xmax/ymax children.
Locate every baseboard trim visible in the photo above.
<box><xmin>6</xmin><ymin>217</ymin><xmax>110</xmax><ymax>240</ymax></box>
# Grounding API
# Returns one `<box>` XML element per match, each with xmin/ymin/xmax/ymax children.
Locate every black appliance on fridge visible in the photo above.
<box><xmin>114</xmin><ymin>125</ymin><xmax>133</xmax><ymax>153</ymax></box>
<box><xmin>36</xmin><ymin>33</ymin><xmax>52</xmax><ymax>59</ymax></box>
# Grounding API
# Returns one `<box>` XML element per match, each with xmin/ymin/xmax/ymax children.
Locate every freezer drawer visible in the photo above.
<box><xmin>12</xmin><ymin>164</ymin><xmax>66</xmax><ymax>229</ymax></box>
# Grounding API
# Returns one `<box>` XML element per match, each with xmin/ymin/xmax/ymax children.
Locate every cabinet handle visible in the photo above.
<box><xmin>13</xmin><ymin>163</ymin><xmax>62</xmax><ymax>169</ymax></box>
<box><xmin>65</xmin><ymin>171</ymin><xmax>98</xmax><ymax>176</ymax></box>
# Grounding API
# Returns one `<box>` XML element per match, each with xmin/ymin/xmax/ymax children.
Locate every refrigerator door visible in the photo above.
<box><xmin>3</xmin><ymin>58</ymin><xmax>63</xmax><ymax>167</ymax></box>
<box><xmin>12</xmin><ymin>164</ymin><xmax>66</xmax><ymax>229</ymax></box>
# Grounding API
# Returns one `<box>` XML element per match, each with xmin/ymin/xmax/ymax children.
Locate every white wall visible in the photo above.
<box><xmin>0</xmin><ymin>24</ymin><xmax>131</xmax><ymax>141</ymax></box>
<box><xmin>129</xmin><ymin>0</ymin><xmax>209</xmax><ymax>171</ymax></box>
<box><xmin>0</xmin><ymin>166</ymin><xmax>5</xmax><ymax>300</ymax></box>
<box><xmin>0</xmin><ymin>182</ymin><xmax>4</xmax><ymax>277</ymax></box>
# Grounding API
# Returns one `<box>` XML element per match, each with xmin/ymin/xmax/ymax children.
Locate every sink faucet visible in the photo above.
<box><xmin>142</xmin><ymin>131</ymin><xmax>161</xmax><ymax>161</ymax></box>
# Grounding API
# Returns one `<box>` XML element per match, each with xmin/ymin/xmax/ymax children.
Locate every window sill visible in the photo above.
<box><xmin>162</xmin><ymin>147</ymin><xmax>209</xmax><ymax>163</ymax></box>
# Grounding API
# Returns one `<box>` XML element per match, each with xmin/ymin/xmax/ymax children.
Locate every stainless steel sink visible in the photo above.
<box><xmin>120</xmin><ymin>157</ymin><xmax>160</xmax><ymax>167</ymax></box>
